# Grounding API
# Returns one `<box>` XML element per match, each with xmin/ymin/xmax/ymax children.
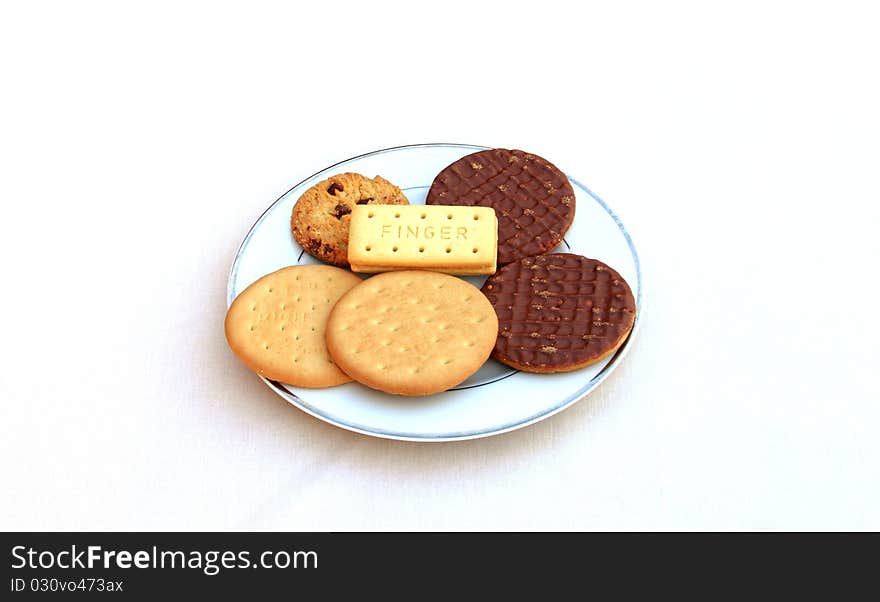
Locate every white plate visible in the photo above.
<box><xmin>227</xmin><ymin>144</ymin><xmax>642</xmax><ymax>441</ymax></box>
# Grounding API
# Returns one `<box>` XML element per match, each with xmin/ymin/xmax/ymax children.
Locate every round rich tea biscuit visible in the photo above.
<box><xmin>480</xmin><ymin>253</ymin><xmax>636</xmax><ymax>373</ymax></box>
<box><xmin>426</xmin><ymin>149</ymin><xmax>575</xmax><ymax>265</ymax></box>
<box><xmin>325</xmin><ymin>271</ymin><xmax>498</xmax><ymax>396</ymax></box>
<box><xmin>225</xmin><ymin>265</ymin><xmax>362</xmax><ymax>387</ymax></box>
<box><xmin>291</xmin><ymin>172</ymin><xmax>410</xmax><ymax>266</ymax></box>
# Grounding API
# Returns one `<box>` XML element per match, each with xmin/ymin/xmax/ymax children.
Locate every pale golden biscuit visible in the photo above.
<box><xmin>325</xmin><ymin>271</ymin><xmax>499</xmax><ymax>396</ymax></box>
<box><xmin>225</xmin><ymin>265</ymin><xmax>362</xmax><ymax>387</ymax></box>
<box><xmin>291</xmin><ymin>172</ymin><xmax>410</xmax><ymax>266</ymax></box>
<box><xmin>347</xmin><ymin>205</ymin><xmax>498</xmax><ymax>275</ymax></box>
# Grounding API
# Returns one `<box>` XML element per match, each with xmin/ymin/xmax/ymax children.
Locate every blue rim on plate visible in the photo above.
<box><xmin>227</xmin><ymin>143</ymin><xmax>643</xmax><ymax>442</ymax></box>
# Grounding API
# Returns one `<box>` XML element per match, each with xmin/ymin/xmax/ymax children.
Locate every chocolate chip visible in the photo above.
<box><xmin>308</xmin><ymin>239</ymin><xmax>322</xmax><ymax>254</ymax></box>
<box><xmin>356</xmin><ymin>197</ymin><xmax>373</xmax><ymax>205</ymax></box>
<box><xmin>322</xmin><ymin>244</ymin><xmax>334</xmax><ymax>255</ymax></box>
<box><xmin>327</xmin><ymin>182</ymin><xmax>344</xmax><ymax>195</ymax></box>
<box><xmin>332</xmin><ymin>203</ymin><xmax>351</xmax><ymax>219</ymax></box>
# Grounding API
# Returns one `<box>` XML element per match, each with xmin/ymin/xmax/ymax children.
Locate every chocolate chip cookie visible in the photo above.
<box><xmin>291</xmin><ymin>173</ymin><xmax>409</xmax><ymax>266</ymax></box>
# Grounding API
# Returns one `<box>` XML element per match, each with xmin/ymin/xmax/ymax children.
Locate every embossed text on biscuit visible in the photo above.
<box><xmin>348</xmin><ymin>205</ymin><xmax>498</xmax><ymax>276</ymax></box>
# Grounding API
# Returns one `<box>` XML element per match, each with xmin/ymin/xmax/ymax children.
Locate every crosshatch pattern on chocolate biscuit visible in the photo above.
<box><xmin>426</xmin><ymin>149</ymin><xmax>575</xmax><ymax>265</ymax></box>
<box><xmin>481</xmin><ymin>253</ymin><xmax>635</xmax><ymax>373</ymax></box>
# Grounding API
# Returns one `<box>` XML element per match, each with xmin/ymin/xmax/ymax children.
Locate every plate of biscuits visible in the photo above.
<box><xmin>226</xmin><ymin>143</ymin><xmax>642</xmax><ymax>441</ymax></box>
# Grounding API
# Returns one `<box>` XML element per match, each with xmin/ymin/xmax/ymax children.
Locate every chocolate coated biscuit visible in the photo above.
<box><xmin>426</xmin><ymin>149</ymin><xmax>575</xmax><ymax>265</ymax></box>
<box><xmin>480</xmin><ymin>253</ymin><xmax>635</xmax><ymax>373</ymax></box>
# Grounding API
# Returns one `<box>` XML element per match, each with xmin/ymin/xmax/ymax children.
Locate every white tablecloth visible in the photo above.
<box><xmin>2</xmin><ymin>2</ymin><xmax>878</xmax><ymax>531</ymax></box>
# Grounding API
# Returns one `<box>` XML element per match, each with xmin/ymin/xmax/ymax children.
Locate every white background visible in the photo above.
<box><xmin>1</xmin><ymin>1</ymin><xmax>878</xmax><ymax>530</ymax></box>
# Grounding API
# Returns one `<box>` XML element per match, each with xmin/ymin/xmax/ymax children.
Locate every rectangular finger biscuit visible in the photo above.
<box><xmin>347</xmin><ymin>205</ymin><xmax>498</xmax><ymax>275</ymax></box>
